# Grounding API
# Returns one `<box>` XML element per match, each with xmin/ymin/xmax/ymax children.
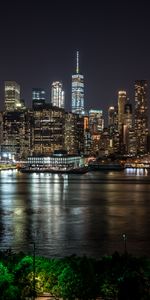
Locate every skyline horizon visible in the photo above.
<box><xmin>0</xmin><ymin>74</ymin><xmax>149</xmax><ymax>113</ymax></box>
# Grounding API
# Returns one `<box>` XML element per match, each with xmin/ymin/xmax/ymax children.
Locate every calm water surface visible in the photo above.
<box><xmin>0</xmin><ymin>168</ymin><xmax>150</xmax><ymax>258</ymax></box>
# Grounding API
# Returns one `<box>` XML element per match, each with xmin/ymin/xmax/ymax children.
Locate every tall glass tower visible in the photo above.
<box><xmin>134</xmin><ymin>80</ymin><xmax>148</xmax><ymax>153</ymax></box>
<box><xmin>32</xmin><ymin>88</ymin><xmax>46</xmax><ymax>108</ymax></box>
<box><xmin>71</xmin><ymin>51</ymin><xmax>84</xmax><ymax>115</ymax></box>
<box><xmin>4</xmin><ymin>81</ymin><xmax>20</xmax><ymax>111</ymax></box>
<box><xmin>118</xmin><ymin>90</ymin><xmax>127</xmax><ymax>134</ymax></box>
<box><xmin>32</xmin><ymin>88</ymin><xmax>46</xmax><ymax>101</ymax></box>
<box><xmin>51</xmin><ymin>81</ymin><xmax>65</xmax><ymax>109</ymax></box>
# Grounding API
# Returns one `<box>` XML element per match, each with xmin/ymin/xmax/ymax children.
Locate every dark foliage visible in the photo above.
<box><xmin>0</xmin><ymin>250</ymin><xmax>150</xmax><ymax>299</ymax></box>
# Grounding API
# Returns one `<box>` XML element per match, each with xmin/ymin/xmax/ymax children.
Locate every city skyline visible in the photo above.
<box><xmin>0</xmin><ymin>1</ymin><xmax>150</xmax><ymax>113</ymax></box>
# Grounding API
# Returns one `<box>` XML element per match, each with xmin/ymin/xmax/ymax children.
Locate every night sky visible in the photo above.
<box><xmin>0</xmin><ymin>0</ymin><xmax>150</xmax><ymax>116</ymax></box>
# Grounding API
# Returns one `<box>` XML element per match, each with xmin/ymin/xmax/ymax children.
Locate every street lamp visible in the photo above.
<box><xmin>122</xmin><ymin>233</ymin><xmax>127</xmax><ymax>253</ymax></box>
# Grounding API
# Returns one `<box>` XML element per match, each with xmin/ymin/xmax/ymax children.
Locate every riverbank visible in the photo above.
<box><xmin>0</xmin><ymin>164</ymin><xmax>17</xmax><ymax>171</ymax></box>
<box><xmin>0</xmin><ymin>250</ymin><xmax>150</xmax><ymax>300</ymax></box>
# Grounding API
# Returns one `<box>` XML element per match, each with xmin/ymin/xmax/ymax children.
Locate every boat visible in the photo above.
<box><xmin>89</xmin><ymin>161</ymin><xmax>124</xmax><ymax>171</ymax></box>
<box><xmin>19</xmin><ymin>166</ymin><xmax>89</xmax><ymax>174</ymax></box>
<box><xmin>124</xmin><ymin>163</ymin><xmax>150</xmax><ymax>169</ymax></box>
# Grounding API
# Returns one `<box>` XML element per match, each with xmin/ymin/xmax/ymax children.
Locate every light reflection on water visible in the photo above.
<box><xmin>0</xmin><ymin>169</ymin><xmax>150</xmax><ymax>258</ymax></box>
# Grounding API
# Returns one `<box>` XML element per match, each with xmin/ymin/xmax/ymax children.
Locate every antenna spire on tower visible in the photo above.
<box><xmin>76</xmin><ymin>50</ymin><xmax>79</xmax><ymax>74</ymax></box>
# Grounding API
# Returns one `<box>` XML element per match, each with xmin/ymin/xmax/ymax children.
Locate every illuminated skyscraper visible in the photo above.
<box><xmin>88</xmin><ymin>109</ymin><xmax>104</xmax><ymax>155</ymax></box>
<box><xmin>64</xmin><ymin>112</ymin><xmax>84</xmax><ymax>155</ymax></box>
<box><xmin>108</xmin><ymin>106</ymin><xmax>119</xmax><ymax>154</ymax></box>
<box><xmin>33</xmin><ymin>104</ymin><xmax>65</xmax><ymax>154</ymax></box>
<box><xmin>32</xmin><ymin>88</ymin><xmax>46</xmax><ymax>108</ymax></box>
<box><xmin>108</xmin><ymin>106</ymin><xmax>118</xmax><ymax>128</ymax></box>
<box><xmin>124</xmin><ymin>101</ymin><xmax>132</xmax><ymax>129</ymax></box>
<box><xmin>72</xmin><ymin>51</ymin><xmax>84</xmax><ymax>115</ymax></box>
<box><xmin>32</xmin><ymin>88</ymin><xmax>46</xmax><ymax>101</ymax></box>
<box><xmin>123</xmin><ymin>100</ymin><xmax>133</xmax><ymax>154</ymax></box>
<box><xmin>51</xmin><ymin>81</ymin><xmax>65</xmax><ymax>109</ymax></box>
<box><xmin>89</xmin><ymin>109</ymin><xmax>104</xmax><ymax>134</ymax></box>
<box><xmin>4</xmin><ymin>81</ymin><xmax>20</xmax><ymax>111</ymax></box>
<box><xmin>134</xmin><ymin>80</ymin><xmax>148</xmax><ymax>153</ymax></box>
<box><xmin>118</xmin><ymin>90</ymin><xmax>127</xmax><ymax>133</ymax></box>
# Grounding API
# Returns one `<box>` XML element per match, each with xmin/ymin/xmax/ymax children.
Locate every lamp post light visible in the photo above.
<box><xmin>122</xmin><ymin>233</ymin><xmax>127</xmax><ymax>253</ymax></box>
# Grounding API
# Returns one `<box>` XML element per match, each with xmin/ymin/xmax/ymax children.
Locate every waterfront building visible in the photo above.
<box><xmin>51</xmin><ymin>81</ymin><xmax>65</xmax><ymax>109</ymax></box>
<box><xmin>71</xmin><ymin>51</ymin><xmax>84</xmax><ymax>115</ymax></box>
<box><xmin>4</xmin><ymin>81</ymin><xmax>21</xmax><ymax>111</ymax></box>
<box><xmin>64</xmin><ymin>112</ymin><xmax>84</xmax><ymax>155</ymax></box>
<box><xmin>26</xmin><ymin>150</ymin><xmax>86</xmax><ymax>172</ymax></box>
<box><xmin>134</xmin><ymin>80</ymin><xmax>149</xmax><ymax>154</ymax></box>
<box><xmin>32</xmin><ymin>103</ymin><xmax>65</xmax><ymax>155</ymax></box>
<box><xmin>1</xmin><ymin>110</ymin><xmax>31</xmax><ymax>159</ymax></box>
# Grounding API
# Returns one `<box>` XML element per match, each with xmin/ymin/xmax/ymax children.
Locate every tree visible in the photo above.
<box><xmin>14</xmin><ymin>256</ymin><xmax>34</xmax><ymax>299</ymax></box>
<box><xmin>0</xmin><ymin>262</ymin><xmax>18</xmax><ymax>300</ymax></box>
<box><xmin>56</xmin><ymin>265</ymin><xmax>80</xmax><ymax>299</ymax></box>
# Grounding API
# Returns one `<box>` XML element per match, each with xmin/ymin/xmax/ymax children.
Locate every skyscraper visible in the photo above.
<box><xmin>51</xmin><ymin>81</ymin><xmax>65</xmax><ymax>109</ymax></box>
<box><xmin>89</xmin><ymin>109</ymin><xmax>104</xmax><ymax>134</ymax></box>
<box><xmin>33</xmin><ymin>104</ymin><xmax>65</xmax><ymax>154</ymax></box>
<box><xmin>72</xmin><ymin>51</ymin><xmax>84</xmax><ymax>115</ymax></box>
<box><xmin>118</xmin><ymin>90</ymin><xmax>127</xmax><ymax>134</ymax></box>
<box><xmin>123</xmin><ymin>100</ymin><xmax>133</xmax><ymax>154</ymax></box>
<box><xmin>4</xmin><ymin>81</ymin><xmax>20</xmax><ymax>111</ymax></box>
<box><xmin>32</xmin><ymin>88</ymin><xmax>46</xmax><ymax>101</ymax></box>
<box><xmin>108</xmin><ymin>106</ymin><xmax>120</xmax><ymax>154</ymax></box>
<box><xmin>134</xmin><ymin>80</ymin><xmax>149</xmax><ymax>154</ymax></box>
<box><xmin>108</xmin><ymin>106</ymin><xmax>118</xmax><ymax>129</ymax></box>
<box><xmin>124</xmin><ymin>101</ymin><xmax>132</xmax><ymax>129</ymax></box>
<box><xmin>32</xmin><ymin>88</ymin><xmax>46</xmax><ymax>108</ymax></box>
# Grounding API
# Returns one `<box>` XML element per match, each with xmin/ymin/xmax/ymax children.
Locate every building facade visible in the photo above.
<box><xmin>4</xmin><ymin>81</ymin><xmax>21</xmax><ymax>111</ymax></box>
<box><xmin>32</xmin><ymin>88</ymin><xmax>46</xmax><ymax>108</ymax></box>
<box><xmin>51</xmin><ymin>81</ymin><xmax>65</xmax><ymax>109</ymax></box>
<box><xmin>117</xmin><ymin>90</ymin><xmax>127</xmax><ymax>134</ymax></box>
<box><xmin>89</xmin><ymin>109</ymin><xmax>104</xmax><ymax>134</ymax></box>
<box><xmin>1</xmin><ymin>110</ymin><xmax>31</xmax><ymax>159</ymax></box>
<box><xmin>108</xmin><ymin>106</ymin><xmax>120</xmax><ymax>154</ymax></box>
<box><xmin>134</xmin><ymin>80</ymin><xmax>149</xmax><ymax>154</ymax></box>
<box><xmin>72</xmin><ymin>51</ymin><xmax>84</xmax><ymax>115</ymax></box>
<box><xmin>64</xmin><ymin>112</ymin><xmax>84</xmax><ymax>155</ymax></box>
<box><xmin>32</xmin><ymin>103</ymin><xmax>65</xmax><ymax>155</ymax></box>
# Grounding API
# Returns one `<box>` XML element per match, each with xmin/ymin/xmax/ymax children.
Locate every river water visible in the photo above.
<box><xmin>0</xmin><ymin>168</ymin><xmax>150</xmax><ymax>258</ymax></box>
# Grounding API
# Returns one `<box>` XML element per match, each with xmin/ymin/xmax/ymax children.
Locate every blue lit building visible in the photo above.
<box><xmin>71</xmin><ymin>51</ymin><xmax>84</xmax><ymax>115</ymax></box>
<box><xmin>32</xmin><ymin>88</ymin><xmax>46</xmax><ymax>108</ymax></box>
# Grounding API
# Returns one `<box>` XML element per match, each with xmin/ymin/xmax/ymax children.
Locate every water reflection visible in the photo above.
<box><xmin>125</xmin><ymin>167</ymin><xmax>148</xmax><ymax>176</ymax></box>
<box><xmin>0</xmin><ymin>169</ymin><xmax>150</xmax><ymax>257</ymax></box>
